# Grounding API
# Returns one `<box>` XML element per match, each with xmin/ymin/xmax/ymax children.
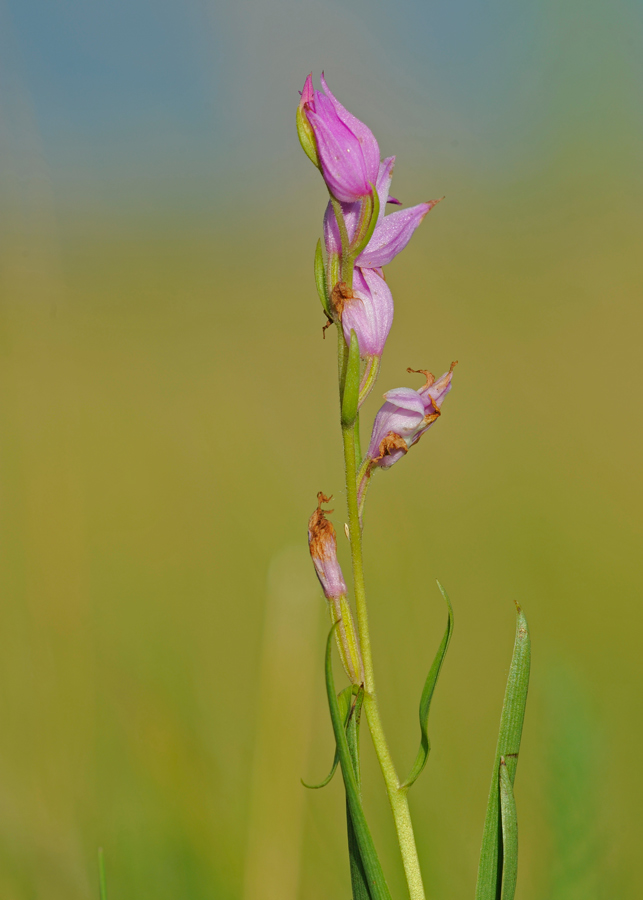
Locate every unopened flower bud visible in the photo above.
<box><xmin>308</xmin><ymin>492</ymin><xmax>347</xmax><ymax>599</ymax></box>
<box><xmin>298</xmin><ymin>74</ymin><xmax>379</xmax><ymax>203</ymax></box>
<box><xmin>308</xmin><ymin>493</ymin><xmax>363</xmax><ymax>685</ymax></box>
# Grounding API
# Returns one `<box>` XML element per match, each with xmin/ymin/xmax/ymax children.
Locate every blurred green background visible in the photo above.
<box><xmin>0</xmin><ymin>0</ymin><xmax>641</xmax><ymax>897</ymax></box>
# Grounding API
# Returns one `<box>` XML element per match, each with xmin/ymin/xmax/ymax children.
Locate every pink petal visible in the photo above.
<box><xmin>320</xmin><ymin>73</ymin><xmax>380</xmax><ymax>186</ymax></box>
<box><xmin>308</xmin><ymin>98</ymin><xmax>372</xmax><ymax>202</ymax></box>
<box><xmin>341</xmin><ymin>267</ymin><xmax>393</xmax><ymax>357</ymax></box>
<box><xmin>382</xmin><ymin>387</ymin><xmax>427</xmax><ymax>416</ymax></box>
<box><xmin>357</xmin><ymin>201</ymin><xmax>437</xmax><ymax>269</ymax></box>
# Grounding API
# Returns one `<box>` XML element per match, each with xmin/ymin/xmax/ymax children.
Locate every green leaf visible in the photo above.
<box><xmin>475</xmin><ymin>604</ymin><xmax>531</xmax><ymax>900</ymax></box>
<box><xmin>325</xmin><ymin>626</ymin><xmax>393</xmax><ymax>900</ymax></box>
<box><xmin>344</xmin><ymin>688</ymin><xmax>371</xmax><ymax>900</ymax></box>
<box><xmin>301</xmin><ymin>686</ymin><xmax>354</xmax><ymax>789</ymax></box>
<box><xmin>351</xmin><ymin>186</ymin><xmax>380</xmax><ymax>259</ymax></box>
<box><xmin>341</xmin><ymin>330</ymin><xmax>361</xmax><ymax>428</ymax></box>
<box><xmin>296</xmin><ymin>106</ymin><xmax>319</xmax><ymax>167</ymax></box>
<box><xmin>98</xmin><ymin>848</ymin><xmax>107</xmax><ymax>900</ymax></box>
<box><xmin>344</xmin><ymin>686</ymin><xmax>363</xmax><ymax>786</ymax></box>
<box><xmin>301</xmin><ymin>748</ymin><xmax>340</xmax><ymax>792</ymax></box>
<box><xmin>346</xmin><ymin>807</ymin><xmax>371</xmax><ymax>900</ymax></box>
<box><xmin>499</xmin><ymin>758</ymin><xmax>518</xmax><ymax>900</ymax></box>
<box><xmin>401</xmin><ymin>580</ymin><xmax>454</xmax><ymax>790</ymax></box>
<box><xmin>314</xmin><ymin>239</ymin><xmax>331</xmax><ymax>316</ymax></box>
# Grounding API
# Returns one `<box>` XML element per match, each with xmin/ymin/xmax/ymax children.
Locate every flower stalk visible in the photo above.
<box><xmin>299</xmin><ymin>72</ymin><xmax>529</xmax><ymax>900</ymax></box>
<box><xmin>333</xmin><ymin>195</ymin><xmax>427</xmax><ymax>899</ymax></box>
<box><xmin>300</xmin><ymin>72</ymin><xmax>456</xmax><ymax>900</ymax></box>
<box><xmin>341</xmin><ymin>408</ymin><xmax>427</xmax><ymax>900</ymax></box>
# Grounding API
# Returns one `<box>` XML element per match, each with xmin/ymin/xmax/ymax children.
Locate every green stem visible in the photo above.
<box><xmin>337</xmin><ymin>324</ymin><xmax>348</xmax><ymax>397</ymax></box>
<box><xmin>354</xmin><ymin>411</ymin><xmax>362</xmax><ymax>467</ymax></box>
<box><xmin>356</xmin><ymin>457</ymin><xmax>372</xmax><ymax>522</ymax></box>
<box><xmin>358</xmin><ymin>355</ymin><xmax>381</xmax><ymax>409</ymax></box>
<box><xmin>332</xmin><ymin>212</ymin><xmax>425</xmax><ymax>898</ymax></box>
<box><xmin>341</xmin><ymin>422</ymin><xmax>426</xmax><ymax>900</ymax></box>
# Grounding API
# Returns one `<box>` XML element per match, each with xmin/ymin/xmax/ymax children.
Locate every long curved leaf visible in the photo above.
<box><xmin>401</xmin><ymin>580</ymin><xmax>454</xmax><ymax>790</ymax></box>
<box><xmin>301</xmin><ymin>685</ymin><xmax>354</xmax><ymax>790</ymax></box>
<box><xmin>325</xmin><ymin>626</ymin><xmax>393</xmax><ymax>900</ymax></box>
<box><xmin>475</xmin><ymin>604</ymin><xmax>531</xmax><ymax>900</ymax></box>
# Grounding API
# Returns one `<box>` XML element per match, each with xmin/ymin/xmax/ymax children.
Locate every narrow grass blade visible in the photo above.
<box><xmin>401</xmin><ymin>580</ymin><xmax>454</xmax><ymax>790</ymax></box>
<box><xmin>499</xmin><ymin>758</ymin><xmax>518</xmax><ymax>900</ymax></box>
<box><xmin>98</xmin><ymin>847</ymin><xmax>107</xmax><ymax>900</ymax></box>
<box><xmin>475</xmin><ymin>604</ymin><xmax>531</xmax><ymax>900</ymax></box>
<box><xmin>301</xmin><ymin>686</ymin><xmax>353</xmax><ymax>789</ymax></box>
<box><xmin>325</xmin><ymin>626</ymin><xmax>393</xmax><ymax>900</ymax></box>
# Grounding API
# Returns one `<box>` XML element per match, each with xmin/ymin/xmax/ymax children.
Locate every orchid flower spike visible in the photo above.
<box><xmin>366</xmin><ymin>363</ymin><xmax>457</xmax><ymax>469</ymax></box>
<box><xmin>298</xmin><ymin>73</ymin><xmax>380</xmax><ymax>203</ymax></box>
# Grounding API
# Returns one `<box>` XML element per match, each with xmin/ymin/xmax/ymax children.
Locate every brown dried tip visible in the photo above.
<box><xmin>330</xmin><ymin>281</ymin><xmax>354</xmax><ymax>320</ymax></box>
<box><xmin>421</xmin><ymin>410</ymin><xmax>441</xmax><ymax>427</ymax></box>
<box><xmin>373</xmin><ymin>431</ymin><xmax>408</xmax><ymax>463</ymax></box>
<box><xmin>407</xmin><ymin>360</ymin><xmax>458</xmax><ymax>386</ymax></box>
<box><xmin>308</xmin><ymin>493</ymin><xmax>337</xmax><ymax>561</ymax></box>
<box><xmin>407</xmin><ymin>367</ymin><xmax>435</xmax><ymax>389</ymax></box>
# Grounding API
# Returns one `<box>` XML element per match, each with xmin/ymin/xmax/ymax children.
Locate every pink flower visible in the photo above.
<box><xmin>330</xmin><ymin>267</ymin><xmax>393</xmax><ymax>359</ymax></box>
<box><xmin>324</xmin><ymin>157</ymin><xmax>441</xmax><ymax>361</ymax></box>
<box><xmin>324</xmin><ymin>157</ymin><xmax>440</xmax><ymax>270</ymax></box>
<box><xmin>367</xmin><ymin>365</ymin><xmax>456</xmax><ymax>469</ymax></box>
<box><xmin>299</xmin><ymin>74</ymin><xmax>380</xmax><ymax>203</ymax></box>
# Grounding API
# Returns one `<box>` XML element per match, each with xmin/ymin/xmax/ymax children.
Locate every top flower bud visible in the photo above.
<box><xmin>298</xmin><ymin>73</ymin><xmax>380</xmax><ymax>203</ymax></box>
